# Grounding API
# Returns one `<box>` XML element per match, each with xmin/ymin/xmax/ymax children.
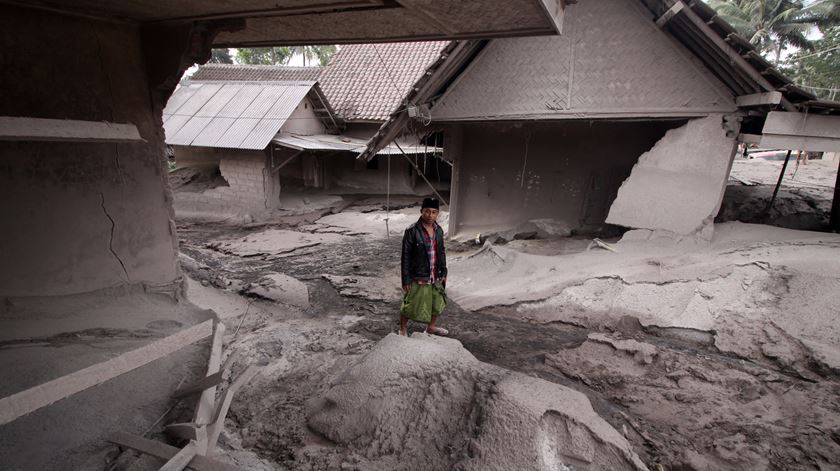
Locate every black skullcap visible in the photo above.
<box><xmin>421</xmin><ymin>198</ymin><xmax>439</xmax><ymax>210</ymax></box>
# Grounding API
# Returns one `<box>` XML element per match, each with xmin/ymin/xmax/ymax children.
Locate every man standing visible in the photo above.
<box><xmin>399</xmin><ymin>197</ymin><xmax>448</xmax><ymax>336</ymax></box>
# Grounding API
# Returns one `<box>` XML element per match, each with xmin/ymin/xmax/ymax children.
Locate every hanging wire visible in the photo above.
<box><xmin>385</xmin><ymin>144</ymin><xmax>391</xmax><ymax>239</ymax></box>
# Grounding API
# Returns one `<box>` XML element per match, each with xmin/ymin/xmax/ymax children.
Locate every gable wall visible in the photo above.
<box><xmin>433</xmin><ymin>0</ymin><xmax>735</xmax><ymax>121</ymax></box>
<box><xmin>280</xmin><ymin>97</ymin><xmax>325</xmax><ymax>136</ymax></box>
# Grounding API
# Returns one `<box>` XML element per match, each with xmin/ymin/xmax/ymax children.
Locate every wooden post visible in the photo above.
<box><xmin>765</xmin><ymin>150</ymin><xmax>793</xmax><ymax>217</ymax></box>
<box><xmin>830</xmin><ymin>156</ymin><xmax>840</xmax><ymax>232</ymax></box>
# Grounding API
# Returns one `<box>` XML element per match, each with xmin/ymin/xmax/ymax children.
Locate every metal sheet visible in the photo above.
<box><xmin>191</xmin><ymin>117</ymin><xmax>236</xmax><ymax>147</ymax></box>
<box><xmin>194</xmin><ymin>84</ymin><xmax>244</xmax><ymax>117</ymax></box>
<box><xmin>214</xmin><ymin>118</ymin><xmax>261</xmax><ymax>148</ymax></box>
<box><xmin>163</xmin><ymin>83</ymin><xmax>203</xmax><ymax>116</ymax></box>
<box><xmin>162</xmin><ymin>114</ymin><xmax>192</xmax><ymax>141</ymax></box>
<box><xmin>175</xmin><ymin>84</ymin><xmax>223</xmax><ymax>117</ymax></box>
<box><xmin>240</xmin><ymin>86</ymin><xmax>290</xmax><ymax>119</ymax></box>
<box><xmin>264</xmin><ymin>86</ymin><xmax>311</xmax><ymax>119</ymax></box>
<box><xmin>216</xmin><ymin>84</ymin><xmax>264</xmax><ymax>118</ymax></box>
<box><xmin>240</xmin><ymin>119</ymin><xmax>286</xmax><ymax>149</ymax></box>
<box><xmin>168</xmin><ymin>117</ymin><xmax>213</xmax><ymax>146</ymax></box>
<box><xmin>272</xmin><ymin>133</ymin><xmax>441</xmax><ymax>155</ymax></box>
<box><xmin>163</xmin><ymin>81</ymin><xmax>316</xmax><ymax>149</ymax></box>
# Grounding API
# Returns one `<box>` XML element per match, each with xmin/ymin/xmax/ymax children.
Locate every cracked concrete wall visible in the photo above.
<box><xmin>0</xmin><ymin>6</ymin><xmax>180</xmax><ymax>296</ymax></box>
<box><xmin>449</xmin><ymin>121</ymin><xmax>684</xmax><ymax>239</ymax></box>
<box><xmin>606</xmin><ymin>114</ymin><xmax>738</xmax><ymax>235</ymax></box>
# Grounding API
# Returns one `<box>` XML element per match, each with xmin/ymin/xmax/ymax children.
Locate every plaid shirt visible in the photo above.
<box><xmin>419</xmin><ymin>224</ymin><xmax>437</xmax><ymax>284</ymax></box>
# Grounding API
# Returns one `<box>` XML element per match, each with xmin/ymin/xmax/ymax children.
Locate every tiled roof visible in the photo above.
<box><xmin>317</xmin><ymin>41</ymin><xmax>449</xmax><ymax>122</ymax></box>
<box><xmin>191</xmin><ymin>64</ymin><xmax>322</xmax><ymax>82</ymax></box>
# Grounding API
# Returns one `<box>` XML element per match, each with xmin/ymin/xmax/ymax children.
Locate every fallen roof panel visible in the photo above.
<box><xmin>272</xmin><ymin>133</ymin><xmax>440</xmax><ymax>155</ymax></box>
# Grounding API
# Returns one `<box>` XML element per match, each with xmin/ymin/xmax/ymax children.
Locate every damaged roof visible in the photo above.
<box><xmin>23</xmin><ymin>0</ymin><xmax>567</xmax><ymax>46</ymax></box>
<box><xmin>360</xmin><ymin>0</ymin><xmax>840</xmax><ymax>159</ymax></box>
<box><xmin>188</xmin><ymin>41</ymin><xmax>448</xmax><ymax>123</ymax></box>
<box><xmin>191</xmin><ymin>64</ymin><xmax>322</xmax><ymax>82</ymax></box>
<box><xmin>317</xmin><ymin>42</ymin><xmax>449</xmax><ymax>122</ymax></box>
<box><xmin>163</xmin><ymin>80</ymin><xmax>326</xmax><ymax>150</ymax></box>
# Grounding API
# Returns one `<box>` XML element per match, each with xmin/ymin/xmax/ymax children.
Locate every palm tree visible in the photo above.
<box><xmin>801</xmin><ymin>0</ymin><xmax>840</xmax><ymax>28</ymax></box>
<box><xmin>708</xmin><ymin>0</ymin><xmax>815</xmax><ymax>64</ymax></box>
<box><xmin>286</xmin><ymin>45</ymin><xmax>337</xmax><ymax>66</ymax></box>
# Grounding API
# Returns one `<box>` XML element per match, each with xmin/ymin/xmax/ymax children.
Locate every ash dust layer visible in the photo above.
<box><xmin>175</xmin><ymin>198</ymin><xmax>840</xmax><ymax>471</ymax></box>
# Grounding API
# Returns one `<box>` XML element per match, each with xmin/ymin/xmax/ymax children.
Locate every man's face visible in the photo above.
<box><xmin>420</xmin><ymin>207</ymin><xmax>438</xmax><ymax>224</ymax></box>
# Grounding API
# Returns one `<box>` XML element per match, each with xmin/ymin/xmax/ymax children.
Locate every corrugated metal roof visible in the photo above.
<box><xmin>163</xmin><ymin>80</ymin><xmax>315</xmax><ymax>150</ymax></box>
<box><xmin>272</xmin><ymin>133</ymin><xmax>439</xmax><ymax>155</ymax></box>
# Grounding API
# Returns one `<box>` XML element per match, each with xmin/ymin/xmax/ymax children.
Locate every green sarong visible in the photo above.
<box><xmin>400</xmin><ymin>282</ymin><xmax>447</xmax><ymax>323</ymax></box>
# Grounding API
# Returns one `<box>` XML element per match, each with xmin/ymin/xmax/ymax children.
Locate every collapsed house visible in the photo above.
<box><xmin>0</xmin><ymin>0</ymin><xmax>568</xmax><ymax>468</ymax></box>
<box><xmin>165</xmin><ymin>43</ymin><xmax>451</xmax><ymax>216</ymax></box>
<box><xmin>364</xmin><ymin>0</ymin><xmax>840</xmax><ymax>239</ymax></box>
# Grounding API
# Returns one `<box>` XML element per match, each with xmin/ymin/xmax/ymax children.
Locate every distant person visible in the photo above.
<box><xmin>399</xmin><ymin>197</ymin><xmax>448</xmax><ymax>336</ymax></box>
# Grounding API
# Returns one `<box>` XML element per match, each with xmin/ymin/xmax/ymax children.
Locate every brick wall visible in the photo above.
<box><xmin>206</xmin><ymin>153</ymin><xmax>270</xmax><ymax>208</ymax></box>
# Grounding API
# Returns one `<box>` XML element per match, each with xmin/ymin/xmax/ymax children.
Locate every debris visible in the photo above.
<box><xmin>244</xmin><ymin>273</ymin><xmax>310</xmax><ymax>308</ymax></box>
<box><xmin>107</xmin><ymin>432</ymin><xmax>241</xmax><ymax>471</ymax></box>
<box><xmin>0</xmin><ymin>319</ymin><xmax>214</xmax><ymax>427</ymax></box>
<box><xmin>321</xmin><ymin>274</ymin><xmax>401</xmax><ymax>302</ymax></box>
<box><xmin>587</xmin><ymin>237</ymin><xmax>619</xmax><ymax>253</ymax></box>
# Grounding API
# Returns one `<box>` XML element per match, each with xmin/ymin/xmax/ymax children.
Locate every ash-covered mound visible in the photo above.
<box><xmin>307</xmin><ymin>333</ymin><xmax>648</xmax><ymax>471</ymax></box>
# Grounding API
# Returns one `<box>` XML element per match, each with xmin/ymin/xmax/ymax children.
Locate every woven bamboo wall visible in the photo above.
<box><xmin>432</xmin><ymin>0</ymin><xmax>735</xmax><ymax>121</ymax></box>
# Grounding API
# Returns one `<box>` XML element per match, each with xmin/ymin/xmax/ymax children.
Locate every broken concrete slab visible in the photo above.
<box><xmin>321</xmin><ymin>274</ymin><xmax>401</xmax><ymax>302</ymax></box>
<box><xmin>588</xmin><ymin>333</ymin><xmax>658</xmax><ymax>365</ymax></box>
<box><xmin>245</xmin><ymin>273</ymin><xmax>309</xmax><ymax>308</ymax></box>
<box><xmin>208</xmin><ymin>229</ymin><xmax>345</xmax><ymax>257</ymax></box>
<box><xmin>606</xmin><ymin>115</ymin><xmax>737</xmax><ymax>235</ymax></box>
<box><xmin>306</xmin><ymin>334</ymin><xmax>648</xmax><ymax>471</ymax></box>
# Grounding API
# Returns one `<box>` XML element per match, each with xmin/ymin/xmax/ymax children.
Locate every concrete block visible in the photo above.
<box><xmin>606</xmin><ymin>115</ymin><xmax>736</xmax><ymax>235</ymax></box>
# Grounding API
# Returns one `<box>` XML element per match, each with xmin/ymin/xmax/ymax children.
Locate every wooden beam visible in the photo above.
<box><xmin>656</xmin><ymin>2</ymin><xmax>684</xmax><ymax>27</ymax></box>
<box><xmin>761</xmin><ymin>111</ymin><xmax>840</xmax><ymax>152</ymax></box>
<box><xmin>0</xmin><ymin>117</ymin><xmax>144</xmax><ymax>143</ymax></box>
<box><xmin>160</xmin><ymin>441</ymin><xmax>198</xmax><ymax>471</ymax></box>
<box><xmin>206</xmin><ymin>365</ymin><xmax>262</xmax><ymax>455</ymax></box>
<box><xmin>194</xmin><ymin>322</ymin><xmax>225</xmax><ymax>454</ymax></box>
<box><xmin>107</xmin><ymin>432</ymin><xmax>241</xmax><ymax>471</ymax></box>
<box><xmin>0</xmin><ymin>320</ymin><xmax>214</xmax><ymax>426</ymax></box>
<box><xmin>736</xmin><ymin>91</ymin><xmax>782</xmax><ymax>107</ymax></box>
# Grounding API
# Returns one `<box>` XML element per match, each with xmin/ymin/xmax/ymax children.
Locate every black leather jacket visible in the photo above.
<box><xmin>401</xmin><ymin>220</ymin><xmax>447</xmax><ymax>286</ymax></box>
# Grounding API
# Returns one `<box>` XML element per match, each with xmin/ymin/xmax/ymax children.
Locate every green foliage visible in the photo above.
<box><xmin>209</xmin><ymin>48</ymin><xmax>233</xmax><ymax>64</ymax></box>
<box><xmin>707</xmin><ymin>0</ymin><xmax>815</xmax><ymax>63</ymax></box>
<box><xmin>235</xmin><ymin>47</ymin><xmax>294</xmax><ymax>65</ymax></box>
<box><xmin>234</xmin><ymin>45</ymin><xmax>337</xmax><ymax>66</ymax></box>
<box><xmin>782</xmin><ymin>26</ymin><xmax>840</xmax><ymax>99</ymax></box>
